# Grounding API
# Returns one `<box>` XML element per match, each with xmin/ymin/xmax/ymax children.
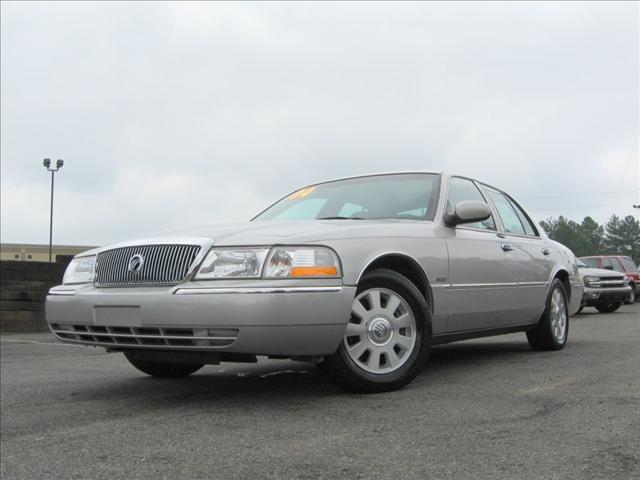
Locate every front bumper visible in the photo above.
<box><xmin>46</xmin><ymin>281</ymin><xmax>356</xmax><ymax>356</ymax></box>
<box><xmin>582</xmin><ymin>285</ymin><xmax>631</xmax><ymax>306</ymax></box>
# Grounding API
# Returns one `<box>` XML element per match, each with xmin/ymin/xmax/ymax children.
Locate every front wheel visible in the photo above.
<box><xmin>623</xmin><ymin>286</ymin><xmax>636</xmax><ymax>305</ymax></box>
<box><xmin>526</xmin><ymin>279</ymin><xmax>569</xmax><ymax>351</ymax></box>
<box><xmin>124</xmin><ymin>351</ymin><xmax>203</xmax><ymax>378</ymax></box>
<box><xmin>595</xmin><ymin>302</ymin><xmax>621</xmax><ymax>313</ymax></box>
<box><xmin>320</xmin><ymin>268</ymin><xmax>432</xmax><ymax>393</ymax></box>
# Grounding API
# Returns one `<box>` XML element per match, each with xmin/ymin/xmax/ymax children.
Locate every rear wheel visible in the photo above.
<box><xmin>526</xmin><ymin>279</ymin><xmax>569</xmax><ymax>351</ymax></box>
<box><xmin>124</xmin><ymin>351</ymin><xmax>203</xmax><ymax>378</ymax></box>
<box><xmin>595</xmin><ymin>302</ymin><xmax>621</xmax><ymax>313</ymax></box>
<box><xmin>320</xmin><ymin>269</ymin><xmax>432</xmax><ymax>393</ymax></box>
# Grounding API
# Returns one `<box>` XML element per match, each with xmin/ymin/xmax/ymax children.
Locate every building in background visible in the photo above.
<box><xmin>0</xmin><ymin>243</ymin><xmax>94</xmax><ymax>263</ymax></box>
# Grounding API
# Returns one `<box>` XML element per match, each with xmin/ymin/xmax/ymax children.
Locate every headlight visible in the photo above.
<box><xmin>583</xmin><ymin>275</ymin><xmax>599</xmax><ymax>287</ymax></box>
<box><xmin>623</xmin><ymin>276</ymin><xmax>630</xmax><ymax>286</ymax></box>
<box><xmin>63</xmin><ymin>256</ymin><xmax>96</xmax><ymax>284</ymax></box>
<box><xmin>195</xmin><ymin>248</ymin><xmax>270</xmax><ymax>279</ymax></box>
<box><xmin>263</xmin><ymin>246</ymin><xmax>341</xmax><ymax>278</ymax></box>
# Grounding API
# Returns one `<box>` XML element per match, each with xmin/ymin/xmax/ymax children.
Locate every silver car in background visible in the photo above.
<box><xmin>47</xmin><ymin>172</ymin><xmax>582</xmax><ymax>392</ymax></box>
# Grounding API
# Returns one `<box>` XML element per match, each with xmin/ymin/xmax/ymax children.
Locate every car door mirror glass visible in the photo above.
<box><xmin>445</xmin><ymin>201</ymin><xmax>491</xmax><ymax>227</ymax></box>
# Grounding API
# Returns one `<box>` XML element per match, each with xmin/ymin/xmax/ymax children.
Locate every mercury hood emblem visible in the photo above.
<box><xmin>128</xmin><ymin>254</ymin><xmax>144</xmax><ymax>274</ymax></box>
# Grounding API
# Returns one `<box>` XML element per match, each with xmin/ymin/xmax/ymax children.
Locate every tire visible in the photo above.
<box><xmin>575</xmin><ymin>305</ymin><xmax>584</xmax><ymax>315</ymax></box>
<box><xmin>124</xmin><ymin>351</ymin><xmax>203</xmax><ymax>378</ymax></box>
<box><xmin>623</xmin><ymin>285</ymin><xmax>636</xmax><ymax>305</ymax></box>
<box><xmin>319</xmin><ymin>268</ymin><xmax>432</xmax><ymax>393</ymax></box>
<box><xmin>595</xmin><ymin>302</ymin><xmax>621</xmax><ymax>314</ymax></box>
<box><xmin>526</xmin><ymin>279</ymin><xmax>569</xmax><ymax>351</ymax></box>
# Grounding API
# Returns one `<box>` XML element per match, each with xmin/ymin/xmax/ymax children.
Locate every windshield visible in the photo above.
<box><xmin>621</xmin><ymin>257</ymin><xmax>639</xmax><ymax>272</ymax></box>
<box><xmin>577</xmin><ymin>259</ymin><xmax>587</xmax><ymax>268</ymax></box>
<box><xmin>253</xmin><ymin>174</ymin><xmax>441</xmax><ymax>222</ymax></box>
<box><xmin>580</xmin><ymin>257</ymin><xmax>601</xmax><ymax>268</ymax></box>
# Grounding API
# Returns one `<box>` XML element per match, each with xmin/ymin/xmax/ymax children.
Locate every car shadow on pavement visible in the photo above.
<box><xmin>67</xmin><ymin>338</ymin><xmax>538</xmax><ymax>412</ymax></box>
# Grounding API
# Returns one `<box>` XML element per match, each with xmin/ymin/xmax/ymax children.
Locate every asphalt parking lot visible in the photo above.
<box><xmin>1</xmin><ymin>304</ymin><xmax>638</xmax><ymax>480</ymax></box>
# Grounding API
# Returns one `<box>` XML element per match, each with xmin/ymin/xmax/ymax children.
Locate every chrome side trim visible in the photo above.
<box><xmin>174</xmin><ymin>286</ymin><xmax>343</xmax><ymax>295</ymax></box>
<box><xmin>48</xmin><ymin>289</ymin><xmax>76</xmax><ymax>296</ymax></box>
<box><xmin>518</xmin><ymin>281</ymin><xmax>549</xmax><ymax>287</ymax></box>
<box><xmin>449</xmin><ymin>282</ymin><xmax>518</xmax><ymax>289</ymax></box>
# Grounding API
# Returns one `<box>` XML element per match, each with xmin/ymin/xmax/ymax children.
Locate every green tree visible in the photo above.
<box><xmin>605</xmin><ymin>215</ymin><xmax>640</xmax><ymax>263</ymax></box>
<box><xmin>540</xmin><ymin>216</ymin><xmax>592</xmax><ymax>256</ymax></box>
<box><xmin>580</xmin><ymin>216</ymin><xmax>605</xmax><ymax>254</ymax></box>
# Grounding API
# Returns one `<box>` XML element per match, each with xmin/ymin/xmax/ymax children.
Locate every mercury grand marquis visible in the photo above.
<box><xmin>47</xmin><ymin>172</ymin><xmax>582</xmax><ymax>392</ymax></box>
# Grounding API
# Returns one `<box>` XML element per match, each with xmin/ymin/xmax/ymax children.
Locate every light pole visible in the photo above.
<box><xmin>43</xmin><ymin>158</ymin><xmax>64</xmax><ymax>262</ymax></box>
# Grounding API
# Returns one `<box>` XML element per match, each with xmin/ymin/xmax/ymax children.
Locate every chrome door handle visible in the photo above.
<box><xmin>501</xmin><ymin>243</ymin><xmax>514</xmax><ymax>252</ymax></box>
<box><xmin>542</xmin><ymin>248</ymin><xmax>550</xmax><ymax>255</ymax></box>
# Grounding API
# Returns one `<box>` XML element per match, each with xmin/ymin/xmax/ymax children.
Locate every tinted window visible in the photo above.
<box><xmin>602</xmin><ymin>258</ymin><xmax>613</xmax><ymax>270</ymax></box>
<box><xmin>610</xmin><ymin>258</ymin><xmax>625</xmax><ymax>273</ymax></box>
<box><xmin>507</xmin><ymin>198</ymin><xmax>538</xmax><ymax>236</ymax></box>
<box><xmin>486</xmin><ymin>190</ymin><xmax>526</xmax><ymax>235</ymax></box>
<box><xmin>621</xmin><ymin>257</ymin><xmax>639</xmax><ymax>272</ymax></box>
<box><xmin>447</xmin><ymin>177</ymin><xmax>496</xmax><ymax>231</ymax></box>
<box><xmin>255</xmin><ymin>174</ymin><xmax>440</xmax><ymax>221</ymax></box>
<box><xmin>581</xmin><ymin>258</ymin><xmax>601</xmax><ymax>268</ymax></box>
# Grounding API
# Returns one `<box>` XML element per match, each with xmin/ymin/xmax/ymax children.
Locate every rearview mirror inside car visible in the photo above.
<box><xmin>444</xmin><ymin>200</ymin><xmax>492</xmax><ymax>227</ymax></box>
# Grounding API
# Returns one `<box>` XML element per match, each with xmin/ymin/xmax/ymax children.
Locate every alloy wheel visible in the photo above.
<box><xmin>550</xmin><ymin>288</ymin><xmax>567</xmax><ymax>343</ymax></box>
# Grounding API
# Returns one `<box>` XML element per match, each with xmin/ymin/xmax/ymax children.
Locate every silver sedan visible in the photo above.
<box><xmin>47</xmin><ymin>172</ymin><xmax>582</xmax><ymax>392</ymax></box>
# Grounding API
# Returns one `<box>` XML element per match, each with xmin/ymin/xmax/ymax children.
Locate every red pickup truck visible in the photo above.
<box><xmin>579</xmin><ymin>255</ymin><xmax>640</xmax><ymax>304</ymax></box>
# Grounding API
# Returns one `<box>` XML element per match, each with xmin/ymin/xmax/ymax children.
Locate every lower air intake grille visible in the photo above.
<box><xmin>50</xmin><ymin>323</ymin><xmax>238</xmax><ymax>348</ymax></box>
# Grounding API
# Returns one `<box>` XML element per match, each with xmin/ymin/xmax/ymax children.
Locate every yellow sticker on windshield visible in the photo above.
<box><xmin>288</xmin><ymin>186</ymin><xmax>317</xmax><ymax>200</ymax></box>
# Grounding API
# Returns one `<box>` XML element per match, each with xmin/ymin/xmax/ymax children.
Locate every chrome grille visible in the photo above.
<box><xmin>50</xmin><ymin>323</ymin><xmax>238</xmax><ymax>348</ymax></box>
<box><xmin>593</xmin><ymin>277</ymin><xmax>625</xmax><ymax>288</ymax></box>
<box><xmin>95</xmin><ymin>244</ymin><xmax>201</xmax><ymax>287</ymax></box>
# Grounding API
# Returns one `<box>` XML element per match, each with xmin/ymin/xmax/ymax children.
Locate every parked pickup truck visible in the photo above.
<box><xmin>576</xmin><ymin>259</ymin><xmax>631</xmax><ymax>313</ymax></box>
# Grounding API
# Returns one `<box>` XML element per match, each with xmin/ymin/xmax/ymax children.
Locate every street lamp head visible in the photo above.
<box><xmin>43</xmin><ymin>158</ymin><xmax>51</xmax><ymax>168</ymax></box>
<box><xmin>56</xmin><ymin>159</ymin><xmax>64</xmax><ymax>169</ymax></box>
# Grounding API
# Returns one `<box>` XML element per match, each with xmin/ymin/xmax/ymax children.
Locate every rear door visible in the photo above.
<box><xmin>444</xmin><ymin>177</ymin><xmax>520</xmax><ymax>332</ymax></box>
<box><xmin>482</xmin><ymin>187</ymin><xmax>555</xmax><ymax>324</ymax></box>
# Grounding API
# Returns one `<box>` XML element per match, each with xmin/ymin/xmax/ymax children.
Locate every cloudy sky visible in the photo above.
<box><xmin>1</xmin><ymin>1</ymin><xmax>638</xmax><ymax>247</ymax></box>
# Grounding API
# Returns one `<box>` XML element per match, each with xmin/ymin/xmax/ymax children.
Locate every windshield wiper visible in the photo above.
<box><xmin>317</xmin><ymin>216</ymin><xmax>365</xmax><ymax>220</ymax></box>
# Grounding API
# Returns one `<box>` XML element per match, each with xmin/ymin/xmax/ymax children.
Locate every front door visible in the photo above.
<box><xmin>443</xmin><ymin>177</ymin><xmax>520</xmax><ymax>332</ymax></box>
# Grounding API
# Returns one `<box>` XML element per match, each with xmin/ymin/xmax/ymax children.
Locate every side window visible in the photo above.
<box><xmin>486</xmin><ymin>190</ymin><xmax>526</xmax><ymax>235</ymax></box>
<box><xmin>447</xmin><ymin>177</ymin><xmax>496</xmax><ymax>231</ymax></box>
<box><xmin>609</xmin><ymin>258</ymin><xmax>624</xmax><ymax>273</ymax></box>
<box><xmin>602</xmin><ymin>258</ymin><xmax>613</xmax><ymax>270</ymax></box>
<box><xmin>507</xmin><ymin>198</ymin><xmax>538</xmax><ymax>236</ymax></box>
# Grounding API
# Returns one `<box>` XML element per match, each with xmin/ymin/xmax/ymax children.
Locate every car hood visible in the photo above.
<box><xmin>82</xmin><ymin>220</ymin><xmax>434</xmax><ymax>255</ymax></box>
<box><xmin>578</xmin><ymin>267</ymin><xmax>625</xmax><ymax>278</ymax></box>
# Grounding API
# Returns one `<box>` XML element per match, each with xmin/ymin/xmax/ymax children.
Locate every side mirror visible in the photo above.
<box><xmin>444</xmin><ymin>200</ymin><xmax>492</xmax><ymax>227</ymax></box>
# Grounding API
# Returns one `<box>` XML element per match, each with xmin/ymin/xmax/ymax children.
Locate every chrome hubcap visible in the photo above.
<box><xmin>343</xmin><ymin>288</ymin><xmax>417</xmax><ymax>374</ymax></box>
<box><xmin>550</xmin><ymin>288</ymin><xmax>567</xmax><ymax>343</ymax></box>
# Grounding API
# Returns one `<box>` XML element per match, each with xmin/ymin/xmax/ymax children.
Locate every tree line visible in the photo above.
<box><xmin>539</xmin><ymin>215</ymin><xmax>640</xmax><ymax>264</ymax></box>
